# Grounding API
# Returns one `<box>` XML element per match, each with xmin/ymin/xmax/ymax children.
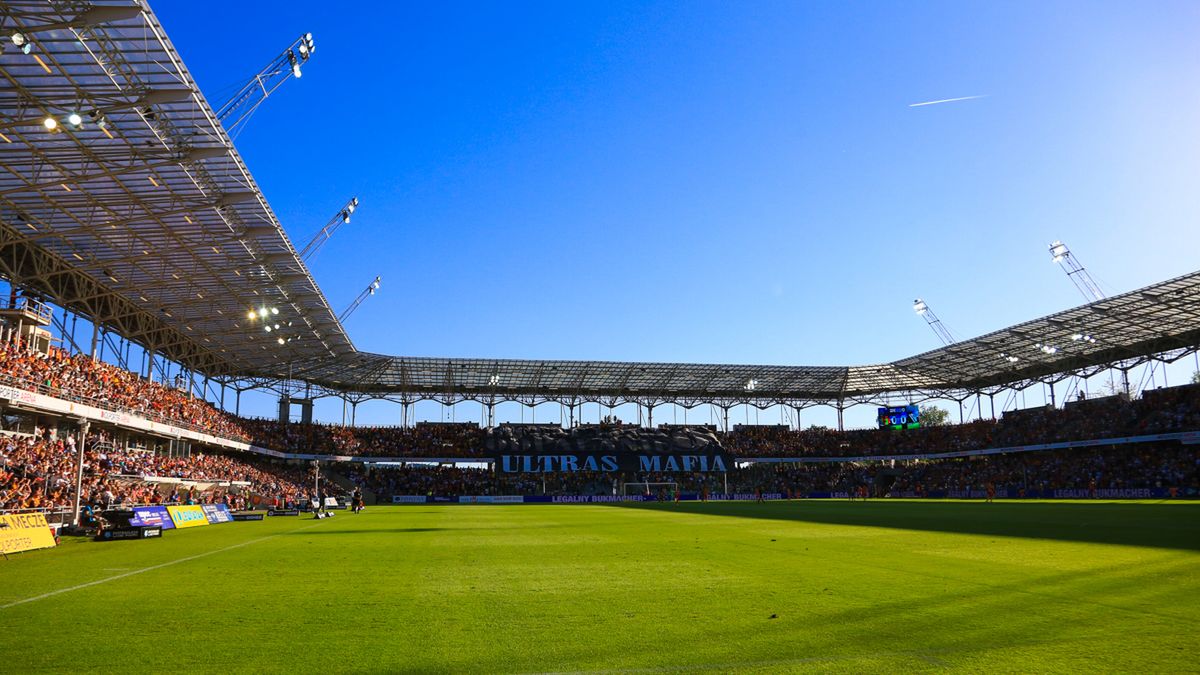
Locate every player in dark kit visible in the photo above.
<box><xmin>352</xmin><ymin>487</ymin><xmax>364</xmax><ymax>513</ymax></box>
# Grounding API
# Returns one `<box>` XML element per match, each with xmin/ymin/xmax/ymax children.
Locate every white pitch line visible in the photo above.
<box><xmin>909</xmin><ymin>94</ymin><xmax>987</xmax><ymax>107</ymax></box>
<box><xmin>0</xmin><ymin>521</ymin><xmax>325</xmax><ymax>610</ymax></box>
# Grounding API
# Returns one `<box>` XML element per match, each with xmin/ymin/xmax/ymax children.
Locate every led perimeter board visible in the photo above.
<box><xmin>878</xmin><ymin>404</ymin><xmax>920</xmax><ymax>430</ymax></box>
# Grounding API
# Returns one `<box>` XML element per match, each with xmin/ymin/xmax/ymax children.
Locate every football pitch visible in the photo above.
<box><xmin>2</xmin><ymin>501</ymin><xmax>1197</xmax><ymax>674</ymax></box>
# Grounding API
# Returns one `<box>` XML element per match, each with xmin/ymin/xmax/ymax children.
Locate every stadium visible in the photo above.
<box><xmin>0</xmin><ymin>1</ymin><xmax>1197</xmax><ymax>672</ymax></box>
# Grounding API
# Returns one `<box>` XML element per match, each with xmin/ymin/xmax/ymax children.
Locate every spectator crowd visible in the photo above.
<box><xmin>0</xmin><ymin>428</ymin><xmax>311</xmax><ymax>512</ymax></box>
<box><xmin>0</xmin><ymin>341</ymin><xmax>247</xmax><ymax>439</ymax></box>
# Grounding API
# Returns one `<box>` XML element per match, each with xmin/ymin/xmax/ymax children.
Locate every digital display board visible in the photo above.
<box><xmin>877</xmin><ymin>404</ymin><xmax>920</xmax><ymax>430</ymax></box>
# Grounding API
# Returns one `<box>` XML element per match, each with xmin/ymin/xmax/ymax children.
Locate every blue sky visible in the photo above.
<box><xmin>153</xmin><ymin>0</ymin><xmax>1200</xmax><ymax>428</ymax></box>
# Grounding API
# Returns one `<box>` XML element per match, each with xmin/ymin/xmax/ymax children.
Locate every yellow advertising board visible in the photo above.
<box><xmin>0</xmin><ymin>512</ymin><xmax>57</xmax><ymax>554</ymax></box>
<box><xmin>166</xmin><ymin>505</ymin><xmax>209</xmax><ymax>529</ymax></box>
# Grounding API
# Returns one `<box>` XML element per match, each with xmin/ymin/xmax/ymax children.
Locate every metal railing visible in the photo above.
<box><xmin>0</xmin><ymin>296</ymin><xmax>53</xmax><ymax>324</ymax></box>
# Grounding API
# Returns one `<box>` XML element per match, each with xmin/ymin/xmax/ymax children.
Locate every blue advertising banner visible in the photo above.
<box><xmin>129</xmin><ymin>505</ymin><xmax>175</xmax><ymax>530</ymax></box>
<box><xmin>202</xmin><ymin>504</ymin><xmax>234</xmax><ymax>524</ymax></box>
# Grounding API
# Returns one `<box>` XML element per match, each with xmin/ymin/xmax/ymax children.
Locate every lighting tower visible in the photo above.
<box><xmin>299</xmin><ymin>197</ymin><xmax>359</xmax><ymax>263</ymax></box>
<box><xmin>913</xmin><ymin>298</ymin><xmax>956</xmax><ymax>346</ymax></box>
<box><xmin>338</xmin><ymin>276</ymin><xmax>381</xmax><ymax>324</ymax></box>
<box><xmin>215</xmin><ymin>33</ymin><xmax>316</xmax><ymax>137</ymax></box>
<box><xmin>1048</xmin><ymin>241</ymin><xmax>1105</xmax><ymax>302</ymax></box>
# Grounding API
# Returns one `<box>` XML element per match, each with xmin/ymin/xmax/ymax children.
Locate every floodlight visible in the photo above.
<box><xmin>11</xmin><ymin>32</ymin><xmax>31</xmax><ymax>53</ymax></box>
<box><xmin>1071</xmin><ymin>333</ymin><xmax>1082</xmax><ymax>341</ymax></box>
<box><xmin>264</xmin><ymin>325</ymin><xmax>272</xmax><ymax>332</ymax></box>
<box><xmin>270</xmin><ymin>307</ymin><xmax>279</xmax><ymax>315</ymax></box>
<box><xmin>258</xmin><ymin>308</ymin><xmax>269</xmax><ymax>318</ymax></box>
<box><xmin>67</xmin><ymin>112</ymin><xmax>83</xmax><ymax>127</ymax></box>
<box><xmin>372</xmin><ymin>277</ymin><xmax>381</xmax><ymax>289</ymax></box>
<box><xmin>247</xmin><ymin>309</ymin><xmax>256</xmax><ymax>320</ymax></box>
<box><xmin>277</xmin><ymin>337</ymin><xmax>285</xmax><ymax>345</ymax></box>
<box><xmin>288</xmin><ymin>51</ymin><xmax>301</xmax><ymax>78</ymax></box>
<box><xmin>341</xmin><ymin>210</ymin><xmax>350</xmax><ymax>224</ymax></box>
<box><xmin>1049</xmin><ymin>241</ymin><xmax>1068</xmax><ymax>263</ymax></box>
<box><xmin>43</xmin><ymin>116</ymin><xmax>58</xmax><ymax>130</ymax></box>
<box><xmin>298</xmin><ymin>43</ymin><xmax>309</xmax><ymax>59</ymax></box>
<box><xmin>913</xmin><ymin>299</ymin><xmax>928</xmax><ymax>315</ymax></box>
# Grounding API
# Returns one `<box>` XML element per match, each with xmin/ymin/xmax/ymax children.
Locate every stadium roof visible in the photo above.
<box><xmin>1</xmin><ymin>1</ymin><xmax>1198</xmax><ymax>406</ymax></box>
<box><xmin>282</xmin><ymin>269</ymin><xmax>1200</xmax><ymax>405</ymax></box>
<box><xmin>0</xmin><ymin>0</ymin><xmax>352</xmax><ymax>376</ymax></box>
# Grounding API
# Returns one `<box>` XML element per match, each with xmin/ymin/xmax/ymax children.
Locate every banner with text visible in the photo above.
<box><xmin>166</xmin><ymin>505</ymin><xmax>210</xmax><ymax>529</ymax></box>
<box><xmin>0</xmin><ymin>512</ymin><xmax>57</xmax><ymax>554</ymax></box>
<box><xmin>494</xmin><ymin>451</ymin><xmax>729</xmax><ymax>474</ymax></box>
<box><xmin>202</xmin><ymin>504</ymin><xmax>234</xmax><ymax>524</ymax></box>
<box><xmin>129</xmin><ymin>505</ymin><xmax>175</xmax><ymax>529</ymax></box>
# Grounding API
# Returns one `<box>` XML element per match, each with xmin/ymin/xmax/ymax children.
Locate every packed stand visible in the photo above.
<box><xmin>0</xmin><ymin>427</ymin><xmax>311</xmax><ymax>512</ymax></box>
<box><xmin>0</xmin><ymin>341</ymin><xmax>248</xmax><ymax>440</ymax></box>
<box><xmin>243</xmin><ymin>419</ymin><xmax>485</xmax><ymax>458</ymax></box>
<box><xmin>341</xmin><ymin>443</ymin><xmax>1198</xmax><ymax>500</ymax></box>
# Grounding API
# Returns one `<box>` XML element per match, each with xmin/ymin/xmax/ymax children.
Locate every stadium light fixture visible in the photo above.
<box><xmin>42</xmin><ymin>116</ymin><xmax>58</xmax><ymax>131</ymax></box>
<box><xmin>745</xmin><ymin>379</ymin><xmax>757</xmax><ymax>392</ymax></box>
<box><xmin>1049</xmin><ymin>241</ymin><xmax>1069</xmax><ymax>263</ymax></box>
<box><xmin>288</xmin><ymin>50</ymin><xmax>302</xmax><ymax>78</ymax></box>
<box><xmin>66</xmin><ymin>112</ymin><xmax>83</xmax><ymax>127</ymax></box>
<box><xmin>11</xmin><ymin>32</ymin><xmax>32</xmax><ymax>54</ymax></box>
<box><xmin>271</xmin><ymin>307</ymin><xmax>279</xmax><ymax>315</ymax></box>
<box><xmin>913</xmin><ymin>299</ymin><xmax>928</xmax><ymax>315</ymax></box>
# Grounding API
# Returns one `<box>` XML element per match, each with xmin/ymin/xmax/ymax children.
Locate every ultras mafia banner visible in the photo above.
<box><xmin>494</xmin><ymin>452</ymin><xmax>729</xmax><ymax>473</ymax></box>
<box><xmin>488</xmin><ymin>424</ymin><xmax>729</xmax><ymax>473</ymax></box>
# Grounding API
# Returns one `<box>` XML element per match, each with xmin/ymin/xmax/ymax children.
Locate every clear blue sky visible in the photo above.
<box><xmin>153</xmin><ymin>0</ymin><xmax>1200</xmax><ymax>428</ymax></box>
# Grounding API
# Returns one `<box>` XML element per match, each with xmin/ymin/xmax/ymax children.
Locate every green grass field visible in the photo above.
<box><xmin>2</xmin><ymin>501</ymin><xmax>1198</xmax><ymax>673</ymax></box>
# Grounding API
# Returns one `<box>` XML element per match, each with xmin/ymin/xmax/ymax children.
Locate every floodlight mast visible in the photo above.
<box><xmin>215</xmin><ymin>32</ymin><xmax>316</xmax><ymax>137</ymax></box>
<box><xmin>913</xmin><ymin>298</ymin><xmax>956</xmax><ymax>346</ymax></box>
<box><xmin>299</xmin><ymin>197</ymin><xmax>360</xmax><ymax>263</ymax></box>
<box><xmin>338</xmin><ymin>276</ymin><xmax>381</xmax><ymax>324</ymax></box>
<box><xmin>1048</xmin><ymin>240</ymin><xmax>1105</xmax><ymax>302</ymax></box>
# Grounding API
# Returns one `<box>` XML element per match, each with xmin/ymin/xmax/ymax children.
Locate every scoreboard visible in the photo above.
<box><xmin>877</xmin><ymin>404</ymin><xmax>920</xmax><ymax>430</ymax></box>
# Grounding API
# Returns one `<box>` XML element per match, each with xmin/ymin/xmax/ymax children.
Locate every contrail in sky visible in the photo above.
<box><xmin>908</xmin><ymin>95</ymin><xmax>988</xmax><ymax>107</ymax></box>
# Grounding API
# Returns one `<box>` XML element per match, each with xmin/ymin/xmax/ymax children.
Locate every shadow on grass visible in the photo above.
<box><xmin>602</xmin><ymin>500</ymin><xmax>1200</xmax><ymax>551</ymax></box>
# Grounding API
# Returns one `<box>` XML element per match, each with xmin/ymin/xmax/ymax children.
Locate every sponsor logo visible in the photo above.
<box><xmin>129</xmin><ymin>506</ymin><xmax>175</xmax><ymax>529</ymax></box>
<box><xmin>166</xmin><ymin>505</ymin><xmax>209</xmax><ymax>529</ymax></box>
<box><xmin>392</xmin><ymin>496</ymin><xmax>427</xmax><ymax>504</ymax></box>
<box><xmin>201</xmin><ymin>504</ymin><xmax>234</xmax><ymax>524</ymax></box>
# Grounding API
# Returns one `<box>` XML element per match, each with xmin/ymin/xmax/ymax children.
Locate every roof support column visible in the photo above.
<box><xmin>836</xmin><ymin>400</ymin><xmax>844</xmax><ymax>432</ymax></box>
<box><xmin>90</xmin><ymin>321</ymin><xmax>99</xmax><ymax>359</ymax></box>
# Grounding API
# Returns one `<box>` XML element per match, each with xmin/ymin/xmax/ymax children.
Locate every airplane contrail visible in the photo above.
<box><xmin>908</xmin><ymin>95</ymin><xmax>988</xmax><ymax>107</ymax></box>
